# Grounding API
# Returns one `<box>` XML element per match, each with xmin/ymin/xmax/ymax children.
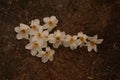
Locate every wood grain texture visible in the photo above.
<box><xmin>0</xmin><ymin>0</ymin><xmax>120</xmax><ymax>80</ymax></box>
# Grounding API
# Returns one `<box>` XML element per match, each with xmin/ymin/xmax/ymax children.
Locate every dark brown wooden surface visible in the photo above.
<box><xmin>0</xmin><ymin>0</ymin><xmax>120</xmax><ymax>80</ymax></box>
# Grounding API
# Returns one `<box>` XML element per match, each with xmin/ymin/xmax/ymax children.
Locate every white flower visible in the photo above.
<box><xmin>76</xmin><ymin>32</ymin><xmax>88</xmax><ymax>47</ymax></box>
<box><xmin>63</xmin><ymin>35</ymin><xmax>78</xmax><ymax>50</ymax></box>
<box><xmin>15</xmin><ymin>23</ymin><xmax>30</xmax><ymax>40</ymax></box>
<box><xmin>25</xmin><ymin>40</ymin><xmax>44</xmax><ymax>56</ymax></box>
<box><xmin>42</xmin><ymin>30</ymin><xmax>49</xmax><ymax>41</ymax></box>
<box><xmin>48</xmin><ymin>30</ymin><xmax>65</xmax><ymax>48</ymax></box>
<box><xmin>86</xmin><ymin>35</ymin><xmax>103</xmax><ymax>52</ymax></box>
<box><xmin>36</xmin><ymin>47</ymin><xmax>55</xmax><ymax>63</ymax></box>
<box><xmin>30</xmin><ymin>19</ymin><xmax>42</xmax><ymax>35</ymax></box>
<box><xmin>31</xmin><ymin>26</ymin><xmax>43</xmax><ymax>41</ymax></box>
<box><xmin>43</xmin><ymin>16</ymin><xmax>58</xmax><ymax>31</ymax></box>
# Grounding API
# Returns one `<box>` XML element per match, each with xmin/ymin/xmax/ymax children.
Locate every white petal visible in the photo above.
<box><xmin>55</xmin><ymin>30</ymin><xmax>61</xmax><ymax>36</ymax></box>
<box><xmin>42</xmin><ymin>56</ymin><xmax>49</xmax><ymax>63</ymax></box>
<box><xmin>42</xmin><ymin>41</ymin><xmax>47</xmax><ymax>48</ymax></box>
<box><xmin>78</xmin><ymin>32</ymin><xmax>83</xmax><ymax>36</ymax></box>
<box><xmin>36</xmin><ymin>51</ymin><xmax>45</xmax><ymax>57</ymax></box>
<box><xmin>50</xmin><ymin>49</ymin><xmax>55</xmax><ymax>55</ymax></box>
<box><xmin>76</xmin><ymin>39</ymin><xmax>81</xmax><ymax>46</ymax></box>
<box><xmin>49</xmin><ymin>56</ymin><xmax>53</xmax><ymax>61</ymax></box>
<box><xmin>49</xmin><ymin>37</ymin><xmax>55</xmax><ymax>43</ymax></box>
<box><xmin>48</xmin><ymin>27</ymin><xmax>54</xmax><ymax>32</ymax></box>
<box><xmin>46</xmin><ymin>47</ymin><xmax>50</xmax><ymax>51</ymax></box>
<box><xmin>23</xmin><ymin>34</ymin><xmax>29</xmax><ymax>39</ymax></box>
<box><xmin>43</xmin><ymin>17</ymin><xmax>50</xmax><ymax>23</ymax></box>
<box><xmin>70</xmin><ymin>43</ymin><xmax>77</xmax><ymax>50</ymax></box>
<box><xmin>63</xmin><ymin>41</ymin><xmax>69</xmax><ymax>47</ymax></box>
<box><xmin>20</xmin><ymin>23</ymin><xmax>29</xmax><ymax>29</ymax></box>
<box><xmin>50</xmin><ymin>16</ymin><xmax>56</xmax><ymax>20</ymax></box>
<box><xmin>38</xmin><ymin>26</ymin><xmax>43</xmax><ymax>32</ymax></box>
<box><xmin>51</xmin><ymin>16</ymin><xmax>58</xmax><ymax>24</ymax></box>
<box><xmin>87</xmin><ymin>46</ymin><xmax>93</xmax><ymax>52</ymax></box>
<box><xmin>31</xmin><ymin>49</ymin><xmax>37</xmax><ymax>56</ymax></box>
<box><xmin>53</xmin><ymin>43</ymin><xmax>60</xmax><ymax>48</ymax></box>
<box><xmin>66</xmin><ymin>35</ymin><xmax>71</xmax><ymax>40</ymax></box>
<box><xmin>29</xmin><ymin>29</ymin><xmax>38</xmax><ymax>35</ymax></box>
<box><xmin>16</xmin><ymin>34</ymin><xmax>23</xmax><ymax>39</ymax></box>
<box><xmin>14</xmin><ymin>27</ymin><xmax>20</xmax><ymax>33</ymax></box>
<box><xmin>31</xmin><ymin>36</ymin><xmax>38</xmax><ymax>41</ymax></box>
<box><xmin>36</xmin><ymin>46</ymin><xmax>42</xmax><ymax>52</ymax></box>
<box><xmin>73</xmin><ymin>35</ymin><xmax>78</xmax><ymax>40</ymax></box>
<box><xmin>43</xmin><ymin>24</ymin><xmax>48</xmax><ymax>29</ymax></box>
<box><xmin>93</xmin><ymin>45</ymin><xmax>97</xmax><ymax>52</ymax></box>
<box><xmin>93</xmin><ymin>35</ymin><xmax>98</xmax><ymax>40</ymax></box>
<box><xmin>31</xmin><ymin>19</ymin><xmax>40</xmax><ymax>26</ymax></box>
<box><xmin>97</xmin><ymin>39</ymin><xmax>103</xmax><ymax>44</ymax></box>
<box><xmin>25</xmin><ymin>43</ymin><xmax>33</xmax><ymax>49</ymax></box>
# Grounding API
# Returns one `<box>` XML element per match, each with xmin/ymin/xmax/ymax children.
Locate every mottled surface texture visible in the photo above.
<box><xmin>0</xmin><ymin>0</ymin><xmax>120</xmax><ymax>80</ymax></box>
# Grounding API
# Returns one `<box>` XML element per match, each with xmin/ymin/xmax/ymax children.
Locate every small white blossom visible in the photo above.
<box><xmin>30</xmin><ymin>19</ymin><xmax>41</xmax><ymax>35</ymax></box>
<box><xmin>36</xmin><ymin>47</ymin><xmax>55</xmax><ymax>63</ymax></box>
<box><xmin>76</xmin><ymin>32</ymin><xmax>88</xmax><ymax>47</ymax></box>
<box><xmin>42</xmin><ymin>30</ymin><xmax>49</xmax><ymax>41</ymax></box>
<box><xmin>25</xmin><ymin>40</ymin><xmax>44</xmax><ymax>56</ymax></box>
<box><xmin>63</xmin><ymin>35</ymin><xmax>78</xmax><ymax>50</ymax></box>
<box><xmin>43</xmin><ymin>16</ymin><xmax>58</xmax><ymax>31</ymax></box>
<box><xmin>15</xmin><ymin>23</ymin><xmax>30</xmax><ymax>39</ymax></box>
<box><xmin>49</xmin><ymin>30</ymin><xmax>65</xmax><ymax>48</ymax></box>
<box><xmin>86</xmin><ymin>35</ymin><xmax>103</xmax><ymax>52</ymax></box>
<box><xmin>31</xmin><ymin>27</ymin><xmax>43</xmax><ymax>41</ymax></box>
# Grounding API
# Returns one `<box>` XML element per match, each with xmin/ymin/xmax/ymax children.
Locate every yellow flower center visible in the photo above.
<box><xmin>48</xmin><ymin>21</ymin><xmax>53</xmax><ymax>27</ymax></box>
<box><xmin>55</xmin><ymin>36</ymin><xmax>61</xmax><ymax>42</ymax></box>
<box><xmin>90</xmin><ymin>41</ymin><xmax>96</xmax><ymax>46</ymax></box>
<box><xmin>33</xmin><ymin>42</ymin><xmax>39</xmax><ymax>48</ymax></box>
<box><xmin>45</xmin><ymin>51</ymin><xmax>50</xmax><ymax>56</ymax></box>
<box><xmin>80</xmin><ymin>37</ymin><xmax>84</xmax><ymax>42</ymax></box>
<box><xmin>37</xmin><ymin>33</ymin><xmax>41</xmax><ymax>38</ymax></box>
<box><xmin>20</xmin><ymin>29</ymin><xmax>26</xmax><ymax>34</ymax></box>
<box><xmin>70</xmin><ymin>38</ymin><xmax>74</xmax><ymax>43</ymax></box>
<box><xmin>32</xmin><ymin>25</ymin><xmax>37</xmax><ymax>30</ymax></box>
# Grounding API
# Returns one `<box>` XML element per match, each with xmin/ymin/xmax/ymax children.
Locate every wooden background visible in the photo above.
<box><xmin>0</xmin><ymin>0</ymin><xmax>120</xmax><ymax>80</ymax></box>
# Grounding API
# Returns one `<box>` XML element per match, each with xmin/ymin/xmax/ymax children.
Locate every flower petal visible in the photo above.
<box><xmin>93</xmin><ymin>45</ymin><xmax>97</xmax><ymax>52</ymax></box>
<box><xmin>25</xmin><ymin>43</ymin><xmax>33</xmax><ymax>49</ymax></box>
<box><xmin>97</xmin><ymin>39</ymin><xmax>103</xmax><ymax>44</ymax></box>
<box><xmin>42</xmin><ymin>55</ymin><xmax>49</xmax><ymax>63</ymax></box>
<box><xmin>36</xmin><ymin>51</ymin><xmax>45</xmax><ymax>57</ymax></box>
<box><xmin>16</xmin><ymin>34</ymin><xmax>23</xmax><ymax>39</ymax></box>
<box><xmin>70</xmin><ymin>43</ymin><xmax>77</xmax><ymax>50</ymax></box>
<box><xmin>31</xmin><ymin>19</ymin><xmax>40</xmax><ymax>26</ymax></box>
<box><xmin>87</xmin><ymin>46</ymin><xmax>93</xmax><ymax>52</ymax></box>
<box><xmin>49</xmin><ymin>56</ymin><xmax>53</xmax><ymax>61</ymax></box>
<box><xmin>43</xmin><ymin>17</ymin><xmax>50</xmax><ymax>23</ymax></box>
<box><xmin>31</xmin><ymin>49</ymin><xmax>37</xmax><ymax>56</ymax></box>
<box><xmin>15</xmin><ymin>27</ymin><xmax>20</xmax><ymax>33</ymax></box>
<box><xmin>63</xmin><ymin>41</ymin><xmax>69</xmax><ymax>47</ymax></box>
<box><xmin>53</xmin><ymin>43</ymin><xmax>60</xmax><ymax>48</ymax></box>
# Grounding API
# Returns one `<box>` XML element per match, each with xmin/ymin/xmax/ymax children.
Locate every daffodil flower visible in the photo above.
<box><xmin>86</xmin><ymin>35</ymin><xmax>103</xmax><ymax>52</ymax></box>
<box><xmin>43</xmin><ymin>16</ymin><xmax>58</xmax><ymax>31</ymax></box>
<box><xmin>15</xmin><ymin>23</ymin><xmax>30</xmax><ymax>39</ymax></box>
<box><xmin>76</xmin><ymin>32</ymin><xmax>88</xmax><ymax>47</ymax></box>
<box><xmin>48</xmin><ymin>30</ymin><xmax>65</xmax><ymax>48</ymax></box>
<box><xmin>63</xmin><ymin>35</ymin><xmax>78</xmax><ymax>50</ymax></box>
<box><xmin>36</xmin><ymin>47</ymin><xmax>55</xmax><ymax>63</ymax></box>
<box><xmin>25</xmin><ymin>40</ymin><xmax>44</xmax><ymax>56</ymax></box>
<box><xmin>30</xmin><ymin>19</ymin><xmax>41</xmax><ymax>35</ymax></box>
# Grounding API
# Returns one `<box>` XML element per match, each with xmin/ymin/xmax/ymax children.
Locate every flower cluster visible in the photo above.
<box><xmin>15</xmin><ymin>16</ymin><xmax>103</xmax><ymax>63</ymax></box>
